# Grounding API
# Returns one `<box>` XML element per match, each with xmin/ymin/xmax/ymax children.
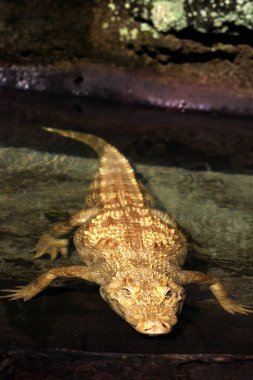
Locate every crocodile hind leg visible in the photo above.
<box><xmin>138</xmin><ymin>181</ymin><xmax>155</xmax><ymax>208</ymax></box>
<box><xmin>33</xmin><ymin>207</ymin><xmax>99</xmax><ymax>261</ymax></box>
<box><xmin>150</xmin><ymin>209</ymin><xmax>178</xmax><ymax>228</ymax></box>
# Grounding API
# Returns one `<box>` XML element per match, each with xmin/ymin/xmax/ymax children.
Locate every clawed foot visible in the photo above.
<box><xmin>33</xmin><ymin>233</ymin><xmax>69</xmax><ymax>261</ymax></box>
<box><xmin>221</xmin><ymin>299</ymin><xmax>253</xmax><ymax>315</ymax></box>
<box><xmin>0</xmin><ymin>285</ymin><xmax>37</xmax><ymax>301</ymax></box>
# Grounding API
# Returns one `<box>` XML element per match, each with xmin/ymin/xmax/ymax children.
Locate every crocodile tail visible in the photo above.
<box><xmin>43</xmin><ymin>126</ymin><xmax>144</xmax><ymax>208</ymax></box>
<box><xmin>42</xmin><ymin>127</ymin><xmax>108</xmax><ymax>156</ymax></box>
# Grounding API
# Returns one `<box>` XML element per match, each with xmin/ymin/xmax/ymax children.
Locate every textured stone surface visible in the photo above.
<box><xmin>123</xmin><ymin>0</ymin><xmax>253</xmax><ymax>34</ymax></box>
<box><xmin>0</xmin><ymin>146</ymin><xmax>252</xmax><ymax>298</ymax></box>
<box><xmin>0</xmin><ymin>0</ymin><xmax>93</xmax><ymax>63</ymax></box>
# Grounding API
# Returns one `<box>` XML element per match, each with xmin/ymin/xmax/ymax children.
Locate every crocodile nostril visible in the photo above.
<box><xmin>143</xmin><ymin>321</ymin><xmax>172</xmax><ymax>334</ymax></box>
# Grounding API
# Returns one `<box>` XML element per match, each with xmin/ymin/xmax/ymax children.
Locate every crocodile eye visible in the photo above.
<box><xmin>165</xmin><ymin>289</ymin><xmax>173</xmax><ymax>299</ymax></box>
<box><xmin>123</xmin><ymin>288</ymin><xmax>131</xmax><ymax>297</ymax></box>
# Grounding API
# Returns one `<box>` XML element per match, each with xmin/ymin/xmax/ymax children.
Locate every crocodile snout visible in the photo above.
<box><xmin>135</xmin><ymin>320</ymin><xmax>173</xmax><ymax>335</ymax></box>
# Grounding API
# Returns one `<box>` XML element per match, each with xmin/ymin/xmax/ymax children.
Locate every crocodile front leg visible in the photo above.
<box><xmin>1</xmin><ymin>265</ymin><xmax>100</xmax><ymax>301</ymax></box>
<box><xmin>176</xmin><ymin>270</ymin><xmax>253</xmax><ymax>315</ymax></box>
<box><xmin>33</xmin><ymin>207</ymin><xmax>99</xmax><ymax>261</ymax></box>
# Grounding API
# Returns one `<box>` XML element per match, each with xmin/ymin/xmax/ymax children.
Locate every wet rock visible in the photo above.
<box><xmin>125</xmin><ymin>0</ymin><xmax>253</xmax><ymax>34</ymax></box>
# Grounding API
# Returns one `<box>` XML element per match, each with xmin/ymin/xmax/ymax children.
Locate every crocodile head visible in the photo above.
<box><xmin>100</xmin><ymin>269</ymin><xmax>185</xmax><ymax>335</ymax></box>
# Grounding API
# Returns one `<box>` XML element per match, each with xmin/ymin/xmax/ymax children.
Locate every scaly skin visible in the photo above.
<box><xmin>1</xmin><ymin>128</ymin><xmax>252</xmax><ymax>335</ymax></box>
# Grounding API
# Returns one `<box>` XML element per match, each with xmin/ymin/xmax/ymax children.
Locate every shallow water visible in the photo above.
<box><xmin>0</xmin><ymin>91</ymin><xmax>252</xmax><ymax>355</ymax></box>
